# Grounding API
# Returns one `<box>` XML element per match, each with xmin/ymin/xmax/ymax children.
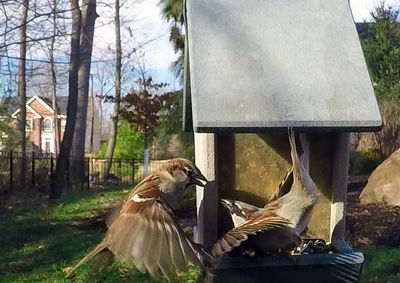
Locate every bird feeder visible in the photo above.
<box><xmin>184</xmin><ymin>0</ymin><xmax>381</xmax><ymax>282</ymax></box>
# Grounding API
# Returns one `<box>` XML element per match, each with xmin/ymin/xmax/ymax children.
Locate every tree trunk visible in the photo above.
<box><xmin>71</xmin><ymin>0</ymin><xmax>97</xmax><ymax>183</ymax></box>
<box><xmin>50</xmin><ymin>0</ymin><xmax>60</xmax><ymax>155</ymax></box>
<box><xmin>104</xmin><ymin>0</ymin><xmax>122</xmax><ymax>178</ymax></box>
<box><xmin>90</xmin><ymin>74</ymin><xmax>95</xmax><ymax>154</ymax></box>
<box><xmin>17</xmin><ymin>0</ymin><xmax>29</xmax><ymax>190</ymax></box>
<box><xmin>50</xmin><ymin>0</ymin><xmax>81</xmax><ymax>199</ymax></box>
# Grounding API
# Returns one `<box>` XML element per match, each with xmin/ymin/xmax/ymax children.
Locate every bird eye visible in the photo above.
<box><xmin>185</xmin><ymin>168</ymin><xmax>194</xmax><ymax>177</ymax></box>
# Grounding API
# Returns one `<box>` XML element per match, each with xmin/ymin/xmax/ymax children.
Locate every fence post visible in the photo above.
<box><xmin>132</xmin><ymin>159</ymin><xmax>135</xmax><ymax>184</ymax></box>
<box><xmin>50</xmin><ymin>154</ymin><xmax>54</xmax><ymax>184</ymax></box>
<box><xmin>9</xmin><ymin>150</ymin><xmax>13</xmax><ymax>191</ymax></box>
<box><xmin>118</xmin><ymin>159</ymin><xmax>122</xmax><ymax>183</ymax></box>
<box><xmin>87</xmin><ymin>157</ymin><xmax>90</xmax><ymax>190</ymax></box>
<box><xmin>31</xmin><ymin>151</ymin><xmax>35</xmax><ymax>186</ymax></box>
<box><xmin>66</xmin><ymin>157</ymin><xmax>70</xmax><ymax>190</ymax></box>
<box><xmin>80</xmin><ymin>158</ymin><xmax>84</xmax><ymax>191</ymax></box>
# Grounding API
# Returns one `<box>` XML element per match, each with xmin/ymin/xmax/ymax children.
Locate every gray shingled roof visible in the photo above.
<box><xmin>40</xmin><ymin>96</ymin><xmax>69</xmax><ymax>115</ymax></box>
<box><xmin>0</xmin><ymin>96</ymin><xmax>68</xmax><ymax>116</ymax></box>
<box><xmin>184</xmin><ymin>0</ymin><xmax>382</xmax><ymax>132</ymax></box>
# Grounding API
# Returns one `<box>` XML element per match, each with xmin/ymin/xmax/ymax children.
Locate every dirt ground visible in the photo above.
<box><xmin>346</xmin><ymin>175</ymin><xmax>400</xmax><ymax>249</ymax></box>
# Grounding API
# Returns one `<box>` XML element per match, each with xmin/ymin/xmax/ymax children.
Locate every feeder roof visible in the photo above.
<box><xmin>184</xmin><ymin>0</ymin><xmax>382</xmax><ymax>132</ymax></box>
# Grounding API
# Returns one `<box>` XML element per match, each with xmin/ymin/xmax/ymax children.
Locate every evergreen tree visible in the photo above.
<box><xmin>362</xmin><ymin>2</ymin><xmax>400</xmax><ymax>100</ymax></box>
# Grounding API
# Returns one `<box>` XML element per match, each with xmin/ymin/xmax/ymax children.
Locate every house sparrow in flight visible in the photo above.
<box><xmin>66</xmin><ymin>158</ymin><xmax>210</xmax><ymax>280</ymax></box>
<box><xmin>212</xmin><ymin>130</ymin><xmax>318</xmax><ymax>258</ymax></box>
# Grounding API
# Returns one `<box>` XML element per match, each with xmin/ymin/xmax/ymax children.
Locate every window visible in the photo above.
<box><xmin>26</xmin><ymin>118</ymin><xmax>33</xmax><ymax>131</ymax></box>
<box><xmin>43</xmin><ymin>118</ymin><xmax>52</xmax><ymax>131</ymax></box>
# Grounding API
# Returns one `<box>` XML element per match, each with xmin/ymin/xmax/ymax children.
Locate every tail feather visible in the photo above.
<box><xmin>66</xmin><ymin>242</ymin><xmax>108</xmax><ymax>278</ymax></box>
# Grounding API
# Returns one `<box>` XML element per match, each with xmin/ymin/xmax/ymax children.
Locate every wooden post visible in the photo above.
<box><xmin>143</xmin><ymin>149</ymin><xmax>149</xmax><ymax>177</ymax></box>
<box><xmin>330</xmin><ymin>133</ymin><xmax>352</xmax><ymax>252</ymax></box>
<box><xmin>194</xmin><ymin>133</ymin><xmax>218</xmax><ymax>251</ymax></box>
<box><xmin>31</xmin><ymin>151</ymin><xmax>35</xmax><ymax>186</ymax></box>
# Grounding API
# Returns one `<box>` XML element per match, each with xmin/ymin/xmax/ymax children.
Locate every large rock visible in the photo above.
<box><xmin>360</xmin><ymin>148</ymin><xmax>400</xmax><ymax>206</ymax></box>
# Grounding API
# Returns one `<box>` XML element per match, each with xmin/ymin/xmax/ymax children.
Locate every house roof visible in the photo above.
<box><xmin>0</xmin><ymin>95</ymin><xmax>69</xmax><ymax>116</ymax></box>
<box><xmin>39</xmin><ymin>96</ymin><xmax>69</xmax><ymax>115</ymax></box>
<box><xmin>184</xmin><ymin>0</ymin><xmax>382</xmax><ymax>132</ymax></box>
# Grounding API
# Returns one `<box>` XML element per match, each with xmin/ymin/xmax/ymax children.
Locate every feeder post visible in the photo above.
<box><xmin>194</xmin><ymin>132</ymin><xmax>218</xmax><ymax>251</ymax></box>
<box><xmin>330</xmin><ymin>133</ymin><xmax>351</xmax><ymax>252</ymax></box>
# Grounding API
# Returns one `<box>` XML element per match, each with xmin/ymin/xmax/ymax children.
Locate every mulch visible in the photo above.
<box><xmin>346</xmin><ymin>175</ymin><xmax>400</xmax><ymax>249</ymax></box>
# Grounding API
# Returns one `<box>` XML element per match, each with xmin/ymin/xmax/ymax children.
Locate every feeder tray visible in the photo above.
<box><xmin>214</xmin><ymin>252</ymin><xmax>364</xmax><ymax>283</ymax></box>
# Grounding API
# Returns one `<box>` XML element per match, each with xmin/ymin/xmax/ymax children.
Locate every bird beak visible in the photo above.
<box><xmin>189</xmin><ymin>168</ymin><xmax>207</xmax><ymax>187</ymax></box>
<box><xmin>190</xmin><ymin>172</ymin><xmax>207</xmax><ymax>187</ymax></box>
<box><xmin>221</xmin><ymin>199</ymin><xmax>233</xmax><ymax>210</ymax></box>
<box><xmin>197</xmin><ymin>171</ymin><xmax>208</xmax><ymax>182</ymax></box>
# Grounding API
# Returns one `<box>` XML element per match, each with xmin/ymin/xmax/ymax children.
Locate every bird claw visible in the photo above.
<box><xmin>287</xmin><ymin>251</ymin><xmax>297</xmax><ymax>262</ymax></box>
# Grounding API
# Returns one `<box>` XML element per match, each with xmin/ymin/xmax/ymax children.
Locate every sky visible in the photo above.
<box><xmin>92</xmin><ymin>0</ymin><xmax>400</xmax><ymax>90</ymax></box>
<box><xmin>350</xmin><ymin>0</ymin><xmax>400</xmax><ymax>21</ymax></box>
<box><xmin>94</xmin><ymin>0</ymin><xmax>179</xmax><ymax>90</ymax></box>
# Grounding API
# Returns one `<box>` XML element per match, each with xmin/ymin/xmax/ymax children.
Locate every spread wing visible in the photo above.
<box><xmin>105</xmin><ymin>183</ymin><xmax>203</xmax><ymax>280</ymax></box>
<box><xmin>105</xmin><ymin>174</ymin><xmax>161</xmax><ymax>228</ymax></box>
<box><xmin>288</xmin><ymin>130</ymin><xmax>316</xmax><ymax>195</ymax></box>
<box><xmin>212</xmin><ymin>200</ymin><xmax>291</xmax><ymax>258</ymax></box>
<box><xmin>267</xmin><ymin>169</ymin><xmax>293</xmax><ymax>204</ymax></box>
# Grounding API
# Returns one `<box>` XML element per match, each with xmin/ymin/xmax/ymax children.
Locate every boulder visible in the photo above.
<box><xmin>360</xmin><ymin>148</ymin><xmax>400</xmax><ymax>206</ymax></box>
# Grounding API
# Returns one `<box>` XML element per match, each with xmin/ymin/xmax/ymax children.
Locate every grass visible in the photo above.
<box><xmin>361</xmin><ymin>249</ymin><xmax>400</xmax><ymax>283</ymax></box>
<box><xmin>0</xmin><ymin>187</ymin><xmax>200</xmax><ymax>283</ymax></box>
<box><xmin>1</xmin><ymin>187</ymin><xmax>399</xmax><ymax>283</ymax></box>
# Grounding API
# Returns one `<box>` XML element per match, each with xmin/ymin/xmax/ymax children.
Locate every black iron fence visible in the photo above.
<box><xmin>0</xmin><ymin>150</ymin><xmax>165</xmax><ymax>196</ymax></box>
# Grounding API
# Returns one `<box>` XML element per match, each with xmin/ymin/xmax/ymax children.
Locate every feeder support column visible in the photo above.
<box><xmin>194</xmin><ymin>132</ymin><xmax>218</xmax><ymax>251</ymax></box>
<box><xmin>330</xmin><ymin>133</ymin><xmax>352</xmax><ymax>252</ymax></box>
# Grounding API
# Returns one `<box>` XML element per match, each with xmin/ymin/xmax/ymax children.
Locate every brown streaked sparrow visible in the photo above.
<box><xmin>212</xmin><ymin>130</ymin><xmax>318</xmax><ymax>258</ymax></box>
<box><xmin>66</xmin><ymin>158</ymin><xmax>211</xmax><ymax>280</ymax></box>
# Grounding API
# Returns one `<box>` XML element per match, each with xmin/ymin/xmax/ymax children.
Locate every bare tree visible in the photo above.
<box><xmin>70</xmin><ymin>0</ymin><xmax>97</xmax><ymax>184</ymax></box>
<box><xmin>103</xmin><ymin>0</ymin><xmax>122</xmax><ymax>178</ymax></box>
<box><xmin>93</xmin><ymin>63</ymin><xmax>112</xmax><ymax>138</ymax></box>
<box><xmin>16</xmin><ymin>0</ymin><xmax>29</xmax><ymax>189</ymax></box>
<box><xmin>49</xmin><ymin>0</ymin><xmax>60</xmax><ymax>154</ymax></box>
<box><xmin>50</xmin><ymin>0</ymin><xmax>81</xmax><ymax>199</ymax></box>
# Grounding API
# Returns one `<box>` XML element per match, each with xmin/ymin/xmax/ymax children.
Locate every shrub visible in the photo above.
<box><xmin>97</xmin><ymin>121</ymin><xmax>144</xmax><ymax>159</ymax></box>
<box><xmin>355</xmin><ymin>100</ymin><xmax>400</xmax><ymax>160</ymax></box>
<box><xmin>349</xmin><ymin>149</ymin><xmax>381</xmax><ymax>175</ymax></box>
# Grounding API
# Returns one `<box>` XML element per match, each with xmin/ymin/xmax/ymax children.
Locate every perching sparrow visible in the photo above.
<box><xmin>66</xmin><ymin>158</ymin><xmax>211</xmax><ymax>280</ymax></box>
<box><xmin>212</xmin><ymin>130</ymin><xmax>318</xmax><ymax>258</ymax></box>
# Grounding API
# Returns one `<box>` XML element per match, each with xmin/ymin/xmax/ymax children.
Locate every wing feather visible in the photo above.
<box><xmin>142</xmin><ymin>215</ymin><xmax>160</xmax><ymax>276</ymax></box>
<box><xmin>212</xmin><ymin>202</ymin><xmax>291</xmax><ymax>258</ymax></box>
<box><xmin>157</xmin><ymin>219</ymin><xmax>174</xmax><ymax>279</ymax></box>
<box><xmin>267</xmin><ymin>169</ymin><xmax>293</xmax><ymax>204</ymax></box>
<box><xmin>104</xmin><ymin>188</ymin><xmax>204</xmax><ymax>279</ymax></box>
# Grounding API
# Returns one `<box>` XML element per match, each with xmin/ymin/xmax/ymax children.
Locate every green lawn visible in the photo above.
<box><xmin>0</xmin><ymin>188</ymin><xmax>398</xmax><ymax>283</ymax></box>
<box><xmin>361</xmin><ymin>249</ymin><xmax>400</xmax><ymax>283</ymax></box>
<box><xmin>0</xmin><ymin>187</ymin><xmax>199</xmax><ymax>283</ymax></box>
